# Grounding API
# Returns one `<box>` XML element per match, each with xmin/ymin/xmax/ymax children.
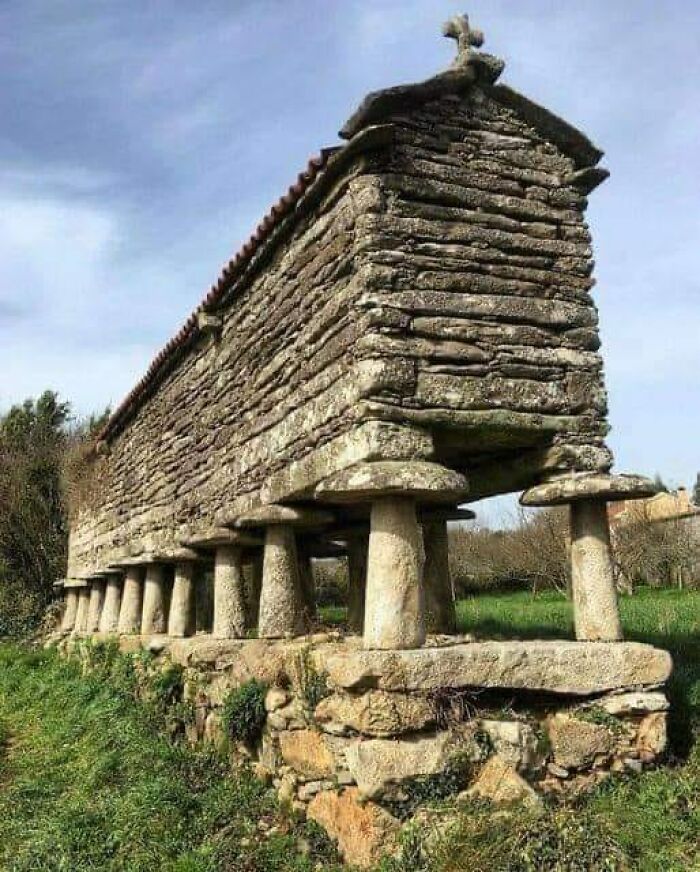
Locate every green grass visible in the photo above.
<box><xmin>0</xmin><ymin>588</ymin><xmax>698</xmax><ymax>871</ymax></box>
<box><xmin>0</xmin><ymin>643</ymin><xmax>343</xmax><ymax>872</ymax></box>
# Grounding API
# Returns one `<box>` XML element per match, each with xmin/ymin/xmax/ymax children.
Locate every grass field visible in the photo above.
<box><xmin>0</xmin><ymin>588</ymin><xmax>698</xmax><ymax>871</ymax></box>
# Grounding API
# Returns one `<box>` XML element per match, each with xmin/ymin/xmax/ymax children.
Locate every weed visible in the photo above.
<box><xmin>294</xmin><ymin>647</ymin><xmax>330</xmax><ymax>711</ymax></box>
<box><xmin>575</xmin><ymin>705</ymin><xmax>626</xmax><ymax>735</ymax></box>
<box><xmin>221</xmin><ymin>679</ymin><xmax>268</xmax><ymax>746</ymax></box>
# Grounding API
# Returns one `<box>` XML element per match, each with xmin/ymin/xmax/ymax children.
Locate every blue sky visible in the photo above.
<box><xmin>1</xmin><ymin>0</ymin><xmax>698</xmax><ymax>516</ymax></box>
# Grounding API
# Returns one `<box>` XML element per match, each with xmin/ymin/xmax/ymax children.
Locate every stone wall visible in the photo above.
<box><xmin>64</xmin><ymin>634</ymin><xmax>671</xmax><ymax>868</ymax></box>
<box><xmin>68</xmin><ymin>75</ymin><xmax>611</xmax><ymax>578</ymax></box>
<box><xmin>356</xmin><ymin>87</ymin><xmax>611</xmax><ymax>496</ymax></box>
<box><xmin>68</xmin><ymin>153</ymin><xmax>425</xmax><ymax>575</ymax></box>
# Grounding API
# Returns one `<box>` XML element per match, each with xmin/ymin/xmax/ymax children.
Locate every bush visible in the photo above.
<box><xmin>449</xmin><ymin>509</ymin><xmax>569</xmax><ymax>595</ymax></box>
<box><xmin>221</xmin><ymin>679</ymin><xmax>268</xmax><ymax>745</ymax></box>
<box><xmin>313</xmin><ymin>558</ymin><xmax>347</xmax><ymax>607</ymax></box>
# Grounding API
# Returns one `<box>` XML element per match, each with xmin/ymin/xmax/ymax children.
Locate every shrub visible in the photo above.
<box><xmin>221</xmin><ymin>679</ymin><xmax>268</xmax><ymax>745</ymax></box>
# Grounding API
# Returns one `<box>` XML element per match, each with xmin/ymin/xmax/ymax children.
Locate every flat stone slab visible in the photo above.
<box><xmin>82</xmin><ymin>636</ymin><xmax>672</xmax><ymax>698</ymax></box>
<box><xmin>179</xmin><ymin>527</ymin><xmax>262</xmax><ymax>549</ymax></box>
<box><xmin>225</xmin><ymin>504</ymin><xmax>335</xmax><ymax>529</ymax></box>
<box><xmin>521</xmin><ymin>473</ymin><xmax>658</xmax><ymax>507</ymax></box>
<box><xmin>314</xmin><ymin>461</ymin><xmax>469</xmax><ymax>503</ymax></box>
<box><xmin>318</xmin><ymin>641</ymin><xmax>672</xmax><ymax>696</ymax></box>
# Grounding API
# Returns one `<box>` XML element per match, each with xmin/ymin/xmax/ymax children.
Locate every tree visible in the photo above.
<box><xmin>693</xmin><ymin>473</ymin><xmax>700</xmax><ymax>507</ymax></box>
<box><xmin>0</xmin><ymin>391</ymin><xmax>71</xmax><ymax>633</ymax></box>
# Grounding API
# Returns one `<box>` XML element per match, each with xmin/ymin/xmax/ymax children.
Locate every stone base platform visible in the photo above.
<box><xmin>58</xmin><ymin>633</ymin><xmax>672</xmax><ymax>868</ymax></box>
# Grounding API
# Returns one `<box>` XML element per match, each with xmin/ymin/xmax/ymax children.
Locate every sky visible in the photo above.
<box><xmin>0</xmin><ymin>0</ymin><xmax>698</xmax><ymax>524</ymax></box>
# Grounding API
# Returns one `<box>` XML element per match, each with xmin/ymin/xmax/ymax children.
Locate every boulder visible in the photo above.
<box><xmin>307</xmin><ymin>788</ymin><xmax>400</xmax><ymax>869</ymax></box>
<box><xmin>481</xmin><ymin>719</ymin><xmax>541</xmax><ymax>773</ymax></box>
<box><xmin>462</xmin><ymin>755</ymin><xmax>540</xmax><ymax>807</ymax></box>
<box><xmin>345</xmin><ymin>728</ymin><xmax>482</xmax><ymax>800</ymax></box>
<box><xmin>320</xmin><ymin>641</ymin><xmax>672</xmax><ymax>696</ymax></box>
<box><xmin>598</xmin><ymin>691</ymin><xmax>669</xmax><ymax>716</ymax></box>
<box><xmin>314</xmin><ymin>690</ymin><xmax>436</xmax><ymax>737</ymax></box>
<box><xmin>265</xmin><ymin>687</ymin><xmax>290</xmax><ymax>712</ymax></box>
<box><xmin>278</xmin><ymin>729</ymin><xmax>336</xmax><ymax>779</ymax></box>
<box><xmin>548</xmin><ymin>714</ymin><xmax>615</xmax><ymax>770</ymax></box>
<box><xmin>637</xmin><ymin>712</ymin><xmax>667</xmax><ymax>761</ymax></box>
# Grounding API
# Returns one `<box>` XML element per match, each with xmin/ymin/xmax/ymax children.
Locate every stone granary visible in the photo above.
<box><xmin>55</xmin><ymin>17</ymin><xmax>672</xmax><ymax>864</ymax></box>
<box><xmin>59</xmin><ymin>15</ymin><xmax>658</xmax><ymax>647</ymax></box>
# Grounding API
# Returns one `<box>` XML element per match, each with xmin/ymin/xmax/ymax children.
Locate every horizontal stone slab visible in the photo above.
<box><xmin>179</xmin><ymin>527</ymin><xmax>262</xmax><ymax>549</ymax></box>
<box><xmin>315</xmin><ymin>461</ymin><xmax>469</xmax><ymax>503</ymax></box>
<box><xmin>224</xmin><ymin>504</ymin><xmax>335</xmax><ymax>529</ymax></box>
<box><xmin>318</xmin><ymin>641</ymin><xmax>672</xmax><ymax>696</ymax></box>
<box><xmin>521</xmin><ymin>473</ymin><xmax>658</xmax><ymax>507</ymax></box>
<box><xmin>96</xmin><ymin>636</ymin><xmax>671</xmax><ymax>700</ymax></box>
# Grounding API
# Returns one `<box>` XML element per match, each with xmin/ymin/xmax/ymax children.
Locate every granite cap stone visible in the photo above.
<box><xmin>227</xmin><ymin>504</ymin><xmax>335</xmax><ymax>529</ymax></box>
<box><xmin>314</xmin><ymin>461</ymin><xmax>469</xmax><ymax>504</ymax></box>
<box><xmin>521</xmin><ymin>473</ymin><xmax>658</xmax><ymax>507</ymax></box>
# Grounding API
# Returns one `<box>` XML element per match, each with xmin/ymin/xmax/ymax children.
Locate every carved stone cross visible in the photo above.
<box><xmin>442</xmin><ymin>13</ymin><xmax>484</xmax><ymax>65</ymax></box>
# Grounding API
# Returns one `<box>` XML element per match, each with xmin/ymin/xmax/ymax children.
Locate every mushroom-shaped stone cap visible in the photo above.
<box><xmin>520</xmin><ymin>473</ymin><xmax>659</xmax><ymax>508</ymax></box>
<box><xmin>227</xmin><ymin>504</ymin><xmax>335</xmax><ymax>530</ymax></box>
<box><xmin>314</xmin><ymin>461</ymin><xmax>469</xmax><ymax>504</ymax></box>
<box><xmin>108</xmin><ymin>547</ymin><xmax>201</xmax><ymax>568</ymax></box>
<box><xmin>63</xmin><ymin>578</ymin><xmax>89</xmax><ymax>589</ymax></box>
<box><xmin>419</xmin><ymin>506</ymin><xmax>476</xmax><ymax>523</ymax></box>
<box><xmin>179</xmin><ymin>527</ymin><xmax>262</xmax><ymax>550</ymax></box>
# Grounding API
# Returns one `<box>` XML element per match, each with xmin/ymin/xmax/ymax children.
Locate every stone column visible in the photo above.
<box><xmin>61</xmin><ymin>589</ymin><xmax>79</xmax><ymax>632</ymax></box>
<box><xmin>141</xmin><ymin>564</ymin><xmax>168</xmax><ymax>635</ymax></box>
<box><xmin>99</xmin><ymin>573</ymin><xmax>123</xmax><ymax>633</ymax></box>
<box><xmin>195</xmin><ymin>567</ymin><xmax>213</xmax><ymax>633</ymax></box>
<box><xmin>213</xmin><ymin>546</ymin><xmax>247</xmax><ymax>638</ymax></box>
<box><xmin>259</xmin><ymin>525</ymin><xmax>306</xmax><ymax>638</ymax></box>
<box><xmin>521</xmin><ymin>472</ymin><xmax>658</xmax><ymax>643</ymax></box>
<box><xmin>118</xmin><ymin>566</ymin><xmax>144</xmax><ymax>634</ymax></box>
<box><xmin>570</xmin><ymin>499</ymin><xmax>622</xmax><ymax>641</ymax></box>
<box><xmin>297</xmin><ymin>541</ymin><xmax>317</xmax><ymax>623</ymax></box>
<box><xmin>74</xmin><ymin>586</ymin><xmax>90</xmax><ymax>634</ymax></box>
<box><xmin>346</xmin><ymin>534</ymin><xmax>368</xmax><ymax>634</ymax></box>
<box><xmin>364</xmin><ymin>497</ymin><xmax>426</xmax><ymax>650</ymax></box>
<box><xmin>422</xmin><ymin>519</ymin><xmax>456</xmax><ymax>634</ymax></box>
<box><xmin>247</xmin><ymin>552</ymin><xmax>263</xmax><ymax>629</ymax></box>
<box><xmin>86</xmin><ymin>579</ymin><xmax>106</xmax><ymax>634</ymax></box>
<box><xmin>168</xmin><ymin>561</ymin><xmax>196</xmax><ymax>637</ymax></box>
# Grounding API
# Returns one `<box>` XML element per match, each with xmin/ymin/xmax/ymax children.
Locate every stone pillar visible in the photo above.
<box><xmin>141</xmin><ymin>564</ymin><xmax>168</xmax><ymax>635</ymax></box>
<box><xmin>364</xmin><ymin>497</ymin><xmax>425</xmax><ymax>650</ymax></box>
<box><xmin>247</xmin><ymin>552</ymin><xmax>263</xmax><ymax>629</ymax></box>
<box><xmin>259</xmin><ymin>525</ymin><xmax>305</xmax><ymax>638</ymax></box>
<box><xmin>168</xmin><ymin>561</ymin><xmax>196</xmax><ymax>637</ymax></box>
<box><xmin>297</xmin><ymin>541</ymin><xmax>317</xmax><ymax>623</ymax></box>
<box><xmin>74</xmin><ymin>586</ymin><xmax>90</xmax><ymax>634</ymax></box>
<box><xmin>346</xmin><ymin>534</ymin><xmax>368</xmax><ymax>634</ymax></box>
<box><xmin>195</xmin><ymin>567</ymin><xmax>213</xmax><ymax>633</ymax></box>
<box><xmin>99</xmin><ymin>574</ymin><xmax>122</xmax><ymax>633</ymax></box>
<box><xmin>422</xmin><ymin>519</ymin><xmax>456</xmax><ymax>634</ymax></box>
<box><xmin>61</xmin><ymin>589</ymin><xmax>79</xmax><ymax>632</ymax></box>
<box><xmin>118</xmin><ymin>566</ymin><xmax>144</xmax><ymax>634</ymax></box>
<box><xmin>522</xmin><ymin>472</ymin><xmax>658</xmax><ymax>642</ymax></box>
<box><xmin>86</xmin><ymin>579</ymin><xmax>106</xmax><ymax>633</ymax></box>
<box><xmin>570</xmin><ymin>499</ymin><xmax>622</xmax><ymax>641</ymax></box>
<box><xmin>213</xmin><ymin>546</ymin><xmax>247</xmax><ymax>638</ymax></box>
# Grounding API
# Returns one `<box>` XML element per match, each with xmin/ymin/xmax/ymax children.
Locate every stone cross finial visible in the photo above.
<box><xmin>442</xmin><ymin>13</ymin><xmax>484</xmax><ymax>65</ymax></box>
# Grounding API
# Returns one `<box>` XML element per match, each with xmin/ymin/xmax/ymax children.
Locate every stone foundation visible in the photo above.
<box><xmin>57</xmin><ymin>632</ymin><xmax>672</xmax><ymax>868</ymax></box>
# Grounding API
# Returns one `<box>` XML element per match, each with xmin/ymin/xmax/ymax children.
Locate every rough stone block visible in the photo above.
<box><xmin>307</xmin><ymin>788</ymin><xmax>400</xmax><ymax>869</ymax></box>
<box><xmin>314</xmin><ymin>690</ymin><xmax>436</xmax><ymax>738</ymax></box>
<box><xmin>319</xmin><ymin>641</ymin><xmax>672</xmax><ymax>696</ymax></box>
